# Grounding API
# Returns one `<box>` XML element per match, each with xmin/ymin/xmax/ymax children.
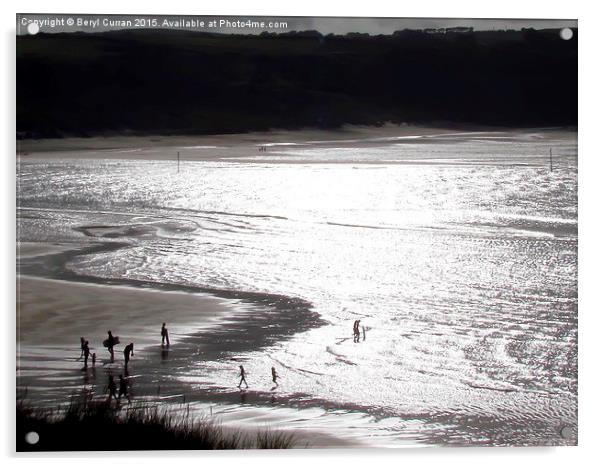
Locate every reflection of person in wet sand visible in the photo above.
<box><xmin>106</xmin><ymin>330</ymin><xmax>116</xmax><ymax>362</ymax></box>
<box><xmin>161</xmin><ymin>322</ymin><xmax>170</xmax><ymax>346</ymax></box>
<box><xmin>107</xmin><ymin>375</ymin><xmax>118</xmax><ymax>402</ymax></box>
<box><xmin>123</xmin><ymin>343</ymin><xmax>134</xmax><ymax>368</ymax></box>
<box><xmin>118</xmin><ymin>374</ymin><xmax>130</xmax><ymax>403</ymax></box>
<box><xmin>83</xmin><ymin>340</ymin><xmax>91</xmax><ymax>367</ymax></box>
<box><xmin>271</xmin><ymin>367</ymin><xmax>279</xmax><ymax>387</ymax></box>
<box><xmin>161</xmin><ymin>346</ymin><xmax>169</xmax><ymax>362</ymax></box>
<box><xmin>238</xmin><ymin>365</ymin><xmax>248</xmax><ymax>389</ymax></box>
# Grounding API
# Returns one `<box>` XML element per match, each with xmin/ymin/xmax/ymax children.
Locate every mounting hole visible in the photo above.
<box><xmin>560</xmin><ymin>28</ymin><xmax>573</xmax><ymax>41</ymax></box>
<box><xmin>27</xmin><ymin>22</ymin><xmax>40</xmax><ymax>35</ymax></box>
<box><xmin>560</xmin><ymin>426</ymin><xmax>573</xmax><ymax>439</ymax></box>
<box><xmin>25</xmin><ymin>431</ymin><xmax>40</xmax><ymax>445</ymax></box>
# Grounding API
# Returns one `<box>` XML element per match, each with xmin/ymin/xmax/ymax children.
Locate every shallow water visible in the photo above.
<box><xmin>17</xmin><ymin>129</ymin><xmax>578</xmax><ymax>446</ymax></box>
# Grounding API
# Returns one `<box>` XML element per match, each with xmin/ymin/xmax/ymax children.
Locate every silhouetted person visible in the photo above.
<box><xmin>92</xmin><ymin>353</ymin><xmax>96</xmax><ymax>366</ymax></box>
<box><xmin>106</xmin><ymin>330</ymin><xmax>116</xmax><ymax>362</ymax></box>
<box><xmin>83</xmin><ymin>340</ymin><xmax>91</xmax><ymax>367</ymax></box>
<box><xmin>353</xmin><ymin>320</ymin><xmax>361</xmax><ymax>343</ymax></box>
<box><xmin>161</xmin><ymin>323</ymin><xmax>170</xmax><ymax>346</ymax></box>
<box><xmin>118</xmin><ymin>374</ymin><xmax>130</xmax><ymax>402</ymax></box>
<box><xmin>123</xmin><ymin>342</ymin><xmax>134</xmax><ymax>368</ymax></box>
<box><xmin>271</xmin><ymin>367</ymin><xmax>279</xmax><ymax>387</ymax></box>
<box><xmin>238</xmin><ymin>365</ymin><xmax>248</xmax><ymax>389</ymax></box>
<box><xmin>80</xmin><ymin>337</ymin><xmax>85</xmax><ymax>358</ymax></box>
<box><xmin>107</xmin><ymin>375</ymin><xmax>117</xmax><ymax>402</ymax></box>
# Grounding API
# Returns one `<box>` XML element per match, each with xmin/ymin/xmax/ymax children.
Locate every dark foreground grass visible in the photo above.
<box><xmin>17</xmin><ymin>395</ymin><xmax>296</xmax><ymax>451</ymax></box>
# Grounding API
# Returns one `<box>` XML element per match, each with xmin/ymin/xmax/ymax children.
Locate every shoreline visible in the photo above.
<box><xmin>17</xmin><ymin>275</ymin><xmax>233</xmax><ymax>350</ymax></box>
<box><xmin>17</xmin><ymin>124</ymin><xmax>577</xmax><ymax>158</ymax></box>
<box><xmin>16</xmin><ymin>131</ymin><xmax>578</xmax><ymax>447</ymax></box>
<box><xmin>16</xmin><ymin>243</ymin><xmax>359</xmax><ymax>447</ymax></box>
<box><xmin>15</xmin><ymin>276</ymin><xmax>360</xmax><ymax>448</ymax></box>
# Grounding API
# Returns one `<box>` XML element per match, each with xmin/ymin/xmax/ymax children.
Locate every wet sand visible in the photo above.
<box><xmin>17</xmin><ymin>275</ymin><xmax>231</xmax><ymax>349</ymax></box>
<box><xmin>16</xmin><ymin>126</ymin><xmax>578</xmax><ymax>447</ymax></box>
<box><xmin>17</xmin><ymin>124</ymin><xmax>463</xmax><ymax>155</ymax></box>
<box><xmin>17</xmin><ymin>124</ymin><xmax>574</xmax><ymax>162</ymax></box>
<box><xmin>16</xmin><ymin>244</ymin><xmax>353</xmax><ymax>448</ymax></box>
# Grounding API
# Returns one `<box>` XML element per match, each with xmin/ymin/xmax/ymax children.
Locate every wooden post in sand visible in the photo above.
<box><xmin>549</xmin><ymin>148</ymin><xmax>553</xmax><ymax>171</ymax></box>
<box><xmin>177</xmin><ymin>151</ymin><xmax>180</xmax><ymax>173</ymax></box>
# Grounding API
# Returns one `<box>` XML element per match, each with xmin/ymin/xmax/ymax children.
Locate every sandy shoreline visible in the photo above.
<box><xmin>16</xmin><ymin>244</ymin><xmax>357</xmax><ymax>448</ymax></box>
<box><xmin>17</xmin><ymin>124</ymin><xmax>575</xmax><ymax>161</ymax></box>
<box><xmin>16</xmin><ymin>127</ymin><xmax>578</xmax><ymax>447</ymax></box>
<box><xmin>17</xmin><ymin>275</ymin><xmax>231</xmax><ymax>350</ymax></box>
<box><xmin>16</xmin><ymin>124</ymin><xmax>461</xmax><ymax>152</ymax></box>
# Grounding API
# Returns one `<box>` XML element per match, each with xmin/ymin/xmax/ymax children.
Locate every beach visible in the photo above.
<box><xmin>16</xmin><ymin>266</ymin><xmax>383</xmax><ymax>447</ymax></box>
<box><xmin>17</xmin><ymin>125</ymin><xmax>578</xmax><ymax>447</ymax></box>
<box><xmin>17</xmin><ymin>271</ymin><xmax>352</xmax><ymax>447</ymax></box>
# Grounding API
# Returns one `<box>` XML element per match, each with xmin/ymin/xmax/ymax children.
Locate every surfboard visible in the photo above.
<box><xmin>102</xmin><ymin>336</ymin><xmax>120</xmax><ymax>347</ymax></box>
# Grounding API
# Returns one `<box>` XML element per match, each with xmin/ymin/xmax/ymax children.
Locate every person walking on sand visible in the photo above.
<box><xmin>123</xmin><ymin>342</ymin><xmax>134</xmax><ymax>368</ymax></box>
<box><xmin>83</xmin><ymin>340</ymin><xmax>91</xmax><ymax>367</ymax></box>
<box><xmin>271</xmin><ymin>367</ymin><xmax>279</xmax><ymax>387</ymax></box>
<box><xmin>118</xmin><ymin>374</ymin><xmax>130</xmax><ymax>402</ymax></box>
<box><xmin>353</xmin><ymin>320</ymin><xmax>361</xmax><ymax>343</ymax></box>
<box><xmin>161</xmin><ymin>322</ymin><xmax>170</xmax><ymax>346</ymax></box>
<box><xmin>107</xmin><ymin>375</ymin><xmax>118</xmax><ymax>402</ymax></box>
<box><xmin>80</xmin><ymin>337</ymin><xmax>86</xmax><ymax>358</ymax></box>
<box><xmin>106</xmin><ymin>330</ymin><xmax>116</xmax><ymax>362</ymax></box>
<box><xmin>238</xmin><ymin>365</ymin><xmax>249</xmax><ymax>389</ymax></box>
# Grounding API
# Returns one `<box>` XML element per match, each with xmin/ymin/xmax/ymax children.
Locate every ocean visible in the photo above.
<box><xmin>17</xmin><ymin>128</ymin><xmax>578</xmax><ymax>446</ymax></box>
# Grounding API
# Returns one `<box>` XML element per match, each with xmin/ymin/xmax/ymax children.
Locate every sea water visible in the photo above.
<box><xmin>17</xmin><ymin>129</ymin><xmax>578</xmax><ymax>445</ymax></box>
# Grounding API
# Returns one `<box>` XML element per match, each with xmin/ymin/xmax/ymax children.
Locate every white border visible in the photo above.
<box><xmin>2</xmin><ymin>1</ymin><xmax>599</xmax><ymax>465</ymax></box>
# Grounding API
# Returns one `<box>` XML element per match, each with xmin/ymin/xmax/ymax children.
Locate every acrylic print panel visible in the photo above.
<box><xmin>16</xmin><ymin>13</ymin><xmax>577</xmax><ymax>451</ymax></box>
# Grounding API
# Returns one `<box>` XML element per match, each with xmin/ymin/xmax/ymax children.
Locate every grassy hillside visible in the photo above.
<box><xmin>17</xmin><ymin>28</ymin><xmax>577</xmax><ymax>138</ymax></box>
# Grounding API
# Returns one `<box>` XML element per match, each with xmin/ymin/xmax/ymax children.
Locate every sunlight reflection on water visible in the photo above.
<box><xmin>17</xmin><ymin>132</ymin><xmax>577</xmax><ymax>445</ymax></box>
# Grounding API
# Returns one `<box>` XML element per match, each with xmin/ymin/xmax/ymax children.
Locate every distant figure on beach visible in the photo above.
<box><xmin>271</xmin><ymin>367</ymin><xmax>279</xmax><ymax>387</ymax></box>
<box><xmin>161</xmin><ymin>322</ymin><xmax>170</xmax><ymax>346</ymax></box>
<box><xmin>353</xmin><ymin>320</ymin><xmax>361</xmax><ymax>343</ymax></box>
<box><xmin>118</xmin><ymin>374</ymin><xmax>130</xmax><ymax>402</ymax></box>
<box><xmin>123</xmin><ymin>342</ymin><xmax>134</xmax><ymax>368</ymax></box>
<box><xmin>106</xmin><ymin>330</ymin><xmax>116</xmax><ymax>362</ymax></box>
<box><xmin>82</xmin><ymin>340</ymin><xmax>91</xmax><ymax>367</ymax></box>
<box><xmin>80</xmin><ymin>337</ymin><xmax>86</xmax><ymax>358</ymax></box>
<box><xmin>107</xmin><ymin>375</ymin><xmax>118</xmax><ymax>402</ymax></box>
<box><xmin>238</xmin><ymin>365</ymin><xmax>248</xmax><ymax>389</ymax></box>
